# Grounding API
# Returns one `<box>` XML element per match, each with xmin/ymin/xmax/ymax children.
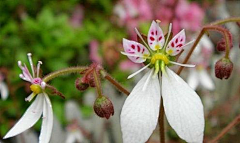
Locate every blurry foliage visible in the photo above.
<box><xmin>0</xmin><ymin>0</ymin><xmax>129</xmax><ymax>137</ymax></box>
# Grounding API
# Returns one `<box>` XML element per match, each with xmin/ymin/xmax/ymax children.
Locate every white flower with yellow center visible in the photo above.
<box><xmin>4</xmin><ymin>53</ymin><xmax>53</xmax><ymax>143</ymax></box>
<box><xmin>120</xmin><ymin>21</ymin><xmax>204</xmax><ymax>143</ymax></box>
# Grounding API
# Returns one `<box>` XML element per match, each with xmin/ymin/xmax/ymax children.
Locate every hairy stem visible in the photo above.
<box><xmin>93</xmin><ymin>69</ymin><xmax>102</xmax><ymax>97</ymax></box>
<box><xmin>43</xmin><ymin>66</ymin><xmax>88</xmax><ymax>83</ymax></box>
<box><xmin>177</xmin><ymin>25</ymin><xmax>231</xmax><ymax>74</ymax></box>
<box><xmin>210</xmin><ymin>17</ymin><xmax>240</xmax><ymax>25</ymax></box>
<box><xmin>101</xmin><ymin>70</ymin><xmax>130</xmax><ymax>96</ymax></box>
<box><xmin>210</xmin><ymin>114</ymin><xmax>240</xmax><ymax>143</ymax></box>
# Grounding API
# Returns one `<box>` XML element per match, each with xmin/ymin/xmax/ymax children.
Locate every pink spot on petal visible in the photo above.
<box><xmin>136</xmin><ymin>57</ymin><xmax>140</xmax><ymax>60</ymax></box>
<box><xmin>171</xmin><ymin>42</ymin><xmax>175</xmax><ymax>47</ymax></box>
<box><xmin>177</xmin><ymin>49</ymin><xmax>180</xmax><ymax>52</ymax></box>
<box><xmin>177</xmin><ymin>44</ymin><xmax>183</xmax><ymax>47</ymax></box>
<box><xmin>150</xmin><ymin>37</ymin><xmax>155</xmax><ymax>41</ymax></box>
<box><xmin>155</xmin><ymin>30</ymin><xmax>158</xmax><ymax>35</ymax></box>
<box><xmin>180</xmin><ymin>39</ymin><xmax>183</xmax><ymax>42</ymax></box>
<box><xmin>137</xmin><ymin>46</ymin><xmax>140</xmax><ymax>52</ymax></box>
<box><xmin>158</xmin><ymin>36</ymin><xmax>162</xmax><ymax>41</ymax></box>
<box><xmin>150</xmin><ymin>42</ymin><xmax>152</xmax><ymax>45</ymax></box>
<box><xmin>151</xmin><ymin>31</ymin><xmax>154</xmax><ymax>35</ymax></box>
<box><xmin>131</xmin><ymin>45</ymin><xmax>135</xmax><ymax>49</ymax></box>
<box><xmin>176</xmin><ymin>38</ymin><xmax>178</xmax><ymax>43</ymax></box>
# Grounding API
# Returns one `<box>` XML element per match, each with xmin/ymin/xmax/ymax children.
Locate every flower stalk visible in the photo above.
<box><xmin>43</xmin><ymin>66</ymin><xmax>88</xmax><ymax>83</ymax></box>
<box><xmin>177</xmin><ymin>25</ymin><xmax>232</xmax><ymax>75</ymax></box>
<box><xmin>100</xmin><ymin>70</ymin><xmax>130</xmax><ymax>96</ymax></box>
<box><xmin>93</xmin><ymin>69</ymin><xmax>102</xmax><ymax>97</ymax></box>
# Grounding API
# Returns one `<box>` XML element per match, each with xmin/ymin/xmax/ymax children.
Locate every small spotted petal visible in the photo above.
<box><xmin>148</xmin><ymin>21</ymin><xmax>165</xmax><ymax>51</ymax></box>
<box><xmin>166</xmin><ymin>29</ymin><xmax>186</xmax><ymax>56</ymax></box>
<box><xmin>123</xmin><ymin>38</ymin><xmax>149</xmax><ymax>63</ymax></box>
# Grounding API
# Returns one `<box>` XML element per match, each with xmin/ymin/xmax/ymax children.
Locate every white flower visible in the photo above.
<box><xmin>3</xmin><ymin>53</ymin><xmax>53</xmax><ymax>143</ymax></box>
<box><xmin>0</xmin><ymin>72</ymin><xmax>9</xmax><ymax>100</ymax></box>
<box><xmin>188</xmin><ymin>35</ymin><xmax>215</xmax><ymax>90</ymax></box>
<box><xmin>120</xmin><ymin>21</ymin><xmax>204</xmax><ymax>143</ymax></box>
<box><xmin>65</xmin><ymin>120</ymin><xmax>84</xmax><ymax>143</ymax></box>
<box><xmin>187</xmin><ymin>65</ymin><xmax>215</xmax><ymax>90</ymax></box>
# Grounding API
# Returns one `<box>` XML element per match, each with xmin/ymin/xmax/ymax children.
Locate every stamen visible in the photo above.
<box><xmin>18</xmin><ymin>61</ymin><xmax>24</xmax><ymax>70</ymax></box>
<box><xmin>27</xmin><ymin>53</ymin><xmax>35</xmax><ymax>78</ymax></box>
<box><xmin>41</xmin><ymin>82</ymin><xmax>46</xmax><ymax>89</ymax></box>
<box><xmin>127</xmin><ymin>63</ymin><xmax>150</xmax><ymax>79</ymax></box>
<box><xmin>143</xmin><ymin>69</ymin><xmax>154</xmax><ymax>91</ymax></box>
<box><xmin>164</xmin><ymin>23</ymin><xmax>172</xmax><ymax>48</ymax></box>
<box><xmin>181</xmin><ymin>39</ymin><xmax>195</xmax><ymax>49</ymax></box>
<box><xmin>121</xmin><ymin>52</ymin><xmax>150</xmax><ymax>59</ymax></box>
<box><xmin>134</xmin><ymin>28</ymin><xmax>152</xmax><ymax>53</ymax></box>
<box><xmin>169</xmin><ymin>61</ymin><xmax>195</xmax><ymax>67</ymax></box>
<box><xmin>37</xmin><ymin>61</ymin><xmax>42</xmax><ymax>77</ymax></box>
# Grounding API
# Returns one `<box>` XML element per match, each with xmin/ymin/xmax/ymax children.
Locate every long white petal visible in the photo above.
<box><xmin>39</xmin><ymin>93</ymin><xmax>53</xmax><ymax>143</ymax></box>
<box><xmin>199</xmin><ymin>69</ymin><xmax>215</xmax><ymax>90</ymax></box>
<box><xmin>0</xmin><ymin>82</ymin><xmax>9</xmax><ymax>100</ymax></box>
<box><xmin>121</xmin><ymin>70</ymin><xmax>161</xmax><ymax>143</ymax></box>
<box><xmin>187</xmin><ymin>70</ymin><xmax>199</xmax><ymax>90</ymax></box>
<box><xmin>162</xmin><ymin>67</ymin><xmax>204</xmax><ymax>143</ymax></box>
<box><xmin>4</xmin><ymin>95</ymin><xmax>44</xmax><ymax>139</ymax></box>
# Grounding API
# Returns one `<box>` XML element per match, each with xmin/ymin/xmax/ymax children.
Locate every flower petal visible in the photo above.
<box><xmin>0</xmin><ymin>82</ymin><xmax>9</xmax><ymax>100</ymax></box>
<box><xmin>199</xmin><ymin>69</ymin><xmax>215</xmax><ymax>90</ymax></box>
<box><xmin>123</xmin><ymin>38</ymin><xmax>150</xmax><ymax>63</ymax></box>
<box><xmin>39</xmin><ymin>93</ymin><xmax>53</xmax><ymax>143</ymax></box>
<box><xmin>187</xmin><ymin>70</ymin><xmax>199</xmax><ymax>90</ymax></box>
<box><xmin>162</xmin><ymin>67</ymin><xmax>204</xmax><ymax>142</ymax></box>
<box><xmin>148</xmin><ymin>21</ymin><xmax>165</xmax><ymax>50</ymax></box>
<box><xmin>3</xmin><ymin>95</ymin><xmax>44</xmax><ymax>139</ymax></box>
<box><xmin>166</xmin><ymin>29</ymin><xmax>186</xmax><ymax>56</ymax></box>
<box><xmin>121</xmin><ymin>69</ymin><xmax>161</xmax><ymax>143</ymax></box>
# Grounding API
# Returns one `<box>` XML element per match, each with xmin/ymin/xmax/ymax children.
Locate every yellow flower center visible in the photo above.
<box><xmin>30</xmin><ymin>84</ymin><xmax>42</xmax><ymax>94</ymax></box>
<box><xmin>151</xmin><ymin>53</ymin><xmax>169</xmax><ymax>65</ymax></box>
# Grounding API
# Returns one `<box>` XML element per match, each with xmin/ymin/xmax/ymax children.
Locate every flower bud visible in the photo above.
<box><xmin>94</xmin><ymin>96</ymin><xmax>114</xmax><ymax>119</ymax></box>
<box><xmin>216</xmin><ymin>34</ymin><xmax>233</xmax><ymax>52</ymax></box>
<box><xmin>215</xmin><ymin>58</ymin><xmax>233</xmax><ymax>79</ymax></box>
<box><xmin>75</xmin><ymin>78</ymin><xmax>89</xmax><ymax>91</ymax></box>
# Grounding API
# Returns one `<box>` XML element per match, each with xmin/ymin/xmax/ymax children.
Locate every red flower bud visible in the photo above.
<box><xmin>75</xmin><ymin>78</ymin><xmax>89</xmax><ymax>91</ymax></box>
<box><xmin>215</xmin><ymin>58</ymin><xmax>233</xmax><ymax>79</ymax></box>
<box><xmin>216</xmin><ymin>37</ymin><xmax>233</xmax><ymax>52</ymax></box>
<box><xmin>94</xmin><ymin>96</ymin><xmax>114</xmax><ymax>119</ymax></box>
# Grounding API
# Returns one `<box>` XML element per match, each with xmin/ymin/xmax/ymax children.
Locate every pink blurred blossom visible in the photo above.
<box><xmin>119</xmin><ymin>60</ymin><xmax>140</xmax><ymax>71</ymax></box>
<box><xmin>156</xmin><ymin>0</ymin><xmax>204</xmax><ymax>34</ymax></box>
<box><xmin>89</xmin><ymin>40</ymin><xmax>102</xmax><ymax>64</ymax></box>
<box><xmin>70</xmin><ymin>5</ymin><xmax>84</xmax><ymax>28</ymax></box>
<box><xmin>114</xmin><ymin>0</ymin><xmax>153</xmax><ymax>38</ymax></box>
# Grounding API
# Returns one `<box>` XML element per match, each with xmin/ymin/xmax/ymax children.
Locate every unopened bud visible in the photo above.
<box><xmin>216</xmin><ymin>33</ymin><xmax>233</xmax><ymax>52</ymax></box>
<box><xmin>94</xmin><ymin>96</ymin><xmax>114</xmax><ymax>119</ymax></box>
<box><xmin>215</xmin><ymin>58</ymin><xmax>233</xmax><ymax>79</ymax></box>
<box><xmin>75</xmin><ymin>78</ymin><xmax>89</xmax><ymax>91</ymax></box>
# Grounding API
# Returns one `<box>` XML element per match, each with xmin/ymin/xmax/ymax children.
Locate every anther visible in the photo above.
<box><xmin>27</xmin><ymin>53</ymin><xmax>35</xmax><ymax>78</ymax></box>
<box><xmin>37</xmin><ymin>61</ymin><xmax>42</xmax><ymax>77</ymax></box>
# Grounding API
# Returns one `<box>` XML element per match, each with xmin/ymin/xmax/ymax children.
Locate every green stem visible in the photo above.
<box><xmin>93</xmin><ymin>69</ymin><xmax>102</xmax><ymax>97</ymax></box>
<box><xmin>100</xmin><ymin>70</ymin><xmax>130</xmax><ymax>96</ymax></box>
<box><xmin>43</xmin><ymin>66</ymin><xmax>88</xmax><ymax>83</ymax></box>
<box><xmin>210</xmin><ymin>17</ymin><xmax>240</xmax><ymax>25</ymax></box>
